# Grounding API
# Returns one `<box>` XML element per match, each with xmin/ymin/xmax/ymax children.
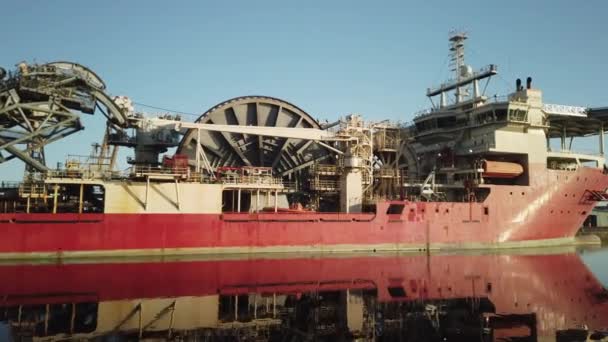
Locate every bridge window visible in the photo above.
<box><xmin>437</xmin><ymin>116</ymin><xmax>456</xmax><ymax>128</ymax></box>
<box><xmin>508</xmin><ymin>109</ymin><xmax>528</xmax><ymax>122</ymax></box>
<box><xmin>495</xmin><ymin>109</ymin><xmax>508</xmax><ymax>121</ymax></box>
<box><xmin>415</xmin><ymin>118</ymin><xmax>438</xmax><ymax>132</ymax></box>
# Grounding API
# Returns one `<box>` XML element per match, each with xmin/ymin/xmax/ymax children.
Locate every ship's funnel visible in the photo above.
<box><xmin>516</xmin><ymin>78</ymin><xmax>522</xmax><ymax>91</ymax></box>
<box><xmin>526</xmin><ymin>77</ymin><xmax>532</xmax><ymax>89</ymax></box>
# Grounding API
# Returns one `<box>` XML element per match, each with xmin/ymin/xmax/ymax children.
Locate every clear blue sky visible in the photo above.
<box><xmin>1</xmin><ymin>0</ymin><xmax>607</xmax><ymax>180</ymax></box>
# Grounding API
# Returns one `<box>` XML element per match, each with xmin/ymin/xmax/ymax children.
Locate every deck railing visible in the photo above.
<box><xmin>0</xmin><ymin>181</ymin><xmax>21</xmax><ymax>189</ymax></box>
<box><xmin>547</xmin><ymin>148</ymin><xmax>604</xmax><ymax>157</ymax></box>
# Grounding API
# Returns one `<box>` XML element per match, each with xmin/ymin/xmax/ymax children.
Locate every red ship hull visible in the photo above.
<box><xmin>0</xmin><ymin>167</ymin><xmax>607</xmax><ymax>258</ymax></box>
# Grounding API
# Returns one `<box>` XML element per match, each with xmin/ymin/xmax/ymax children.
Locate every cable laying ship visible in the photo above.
<box><xmin>1</xmin><ymin>33</ymin><xmax>608</xmax><ymax>259</ymax></box>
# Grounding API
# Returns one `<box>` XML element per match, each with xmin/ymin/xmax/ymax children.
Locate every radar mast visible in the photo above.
<box><xmin>426</xmin><ymin>32</ymin><xmax>497</xmax><ymax>110</ymax></box>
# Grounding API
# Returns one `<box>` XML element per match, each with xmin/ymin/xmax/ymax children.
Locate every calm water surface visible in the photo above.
<box><xmin>1</xmin><ymin>247</ymin><xmax>607</xmax><ymax>341</ymax></box>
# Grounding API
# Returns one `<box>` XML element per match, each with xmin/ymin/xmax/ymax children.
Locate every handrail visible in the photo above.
<box><xmin>0</xmin><ymin>181</ymin><xmax>21</xmax><ymax>188</ymax></box>
<box><xmin>131</xmin><ymin>165</ymin><xmax>189</xmax><ymax>175</ymax></box>
<box><xmin>547</xmin><ymin>149</ymin><xmax>604</xmax><ymax>157</ymax></box>
<box><xmin>414</xmin><ymin>95</ymin><xmax>510</xmax><ymax>119</ymax></box>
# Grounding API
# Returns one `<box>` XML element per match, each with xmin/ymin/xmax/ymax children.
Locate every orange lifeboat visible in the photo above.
<box><xmin>482</xmin><ymin>160</ymin><xmax>524</xmax><ymax>179</ymax></box>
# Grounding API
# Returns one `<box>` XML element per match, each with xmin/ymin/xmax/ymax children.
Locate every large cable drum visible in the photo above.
<box><xmin>177</xmin><ymin>96</ymin><xmax>330</xmax><ymax>176</ymax></box>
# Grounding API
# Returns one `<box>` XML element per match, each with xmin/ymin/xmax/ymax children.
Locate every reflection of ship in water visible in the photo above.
<box><xmin>0</xmin><ymin>251</ymin><xmax>607</xmax><ymax>341</ymax></box>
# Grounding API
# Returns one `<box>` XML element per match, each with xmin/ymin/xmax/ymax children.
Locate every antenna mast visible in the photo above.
<box><xmin>425</xmin><ymin>33</ymin><xmax>497</xmax><ymax>110</ymax></box>
<box><xmin>449</xmin><ymin>31</ymin><xmax>468</xmax><ymax>103</ymax></box>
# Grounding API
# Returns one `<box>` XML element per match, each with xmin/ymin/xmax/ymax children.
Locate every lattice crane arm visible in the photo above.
<box><xmin>0</xmin><ymin>61</ymin><xmax>133</xmax><ymax>172</ymax></box>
